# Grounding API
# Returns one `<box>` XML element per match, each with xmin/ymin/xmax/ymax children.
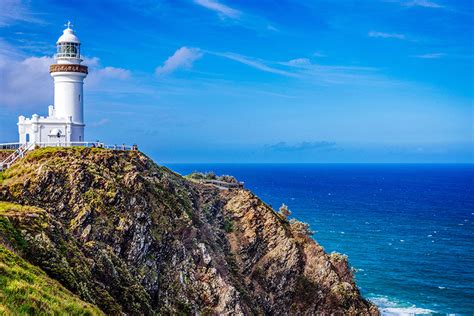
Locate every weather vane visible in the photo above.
<box><xmin>65</xmin><ymin>21</ymin><xmax>73</xmax><ymax>29</ymax></box>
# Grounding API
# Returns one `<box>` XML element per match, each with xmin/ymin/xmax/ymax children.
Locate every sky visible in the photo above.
<box><xmin>0</xmin><ymin>0</ymin><xmax>472</xmax><ymax>163</ymax></box>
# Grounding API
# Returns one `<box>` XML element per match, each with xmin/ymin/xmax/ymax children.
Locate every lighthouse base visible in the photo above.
<box><xmin>18</xmin><ymin>108</ymin><xmax>84</xmax><ymax>146</ymax></box>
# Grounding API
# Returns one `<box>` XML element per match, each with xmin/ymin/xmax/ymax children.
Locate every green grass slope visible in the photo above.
<box><xmin>0</xmin><ymin>201</ymin><xmax>103</xmax><ymax>315</ymax></box>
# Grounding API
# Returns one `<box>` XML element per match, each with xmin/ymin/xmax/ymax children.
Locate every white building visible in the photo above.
<box><xmin>18</xmin><ymin>22</ymin><xmax>88</xmax><ymax>145</ymax></box>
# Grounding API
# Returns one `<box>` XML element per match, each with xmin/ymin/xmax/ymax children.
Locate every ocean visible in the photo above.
<box><xmin>166</xmin><ymin>163</ymin><xmax>474</xmax><ymax>316</ymax></box>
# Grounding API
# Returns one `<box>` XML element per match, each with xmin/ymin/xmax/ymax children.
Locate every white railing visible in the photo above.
<box><xmin>0</xmin><ymin>141</ymin><xmax>138</xmax><ymax>171</ymax></box>
<box><xmin>0</xmin><ymin>142</ymin><xmax>35</xmax><ymax>171</ymax></box>
<box><xmin>29</xmin><ymin>142</ymin><xmax>135</xmax><ymax>150</ymax></box>
<box><xmin>0</xmin><ymin>143</ymin><xmax>22</xmax><ymax>150</ymax></box>
<box><xmin>0</xmin><ymin>142</ymin><xmax>136</xmax><ymax>151</ymax></box>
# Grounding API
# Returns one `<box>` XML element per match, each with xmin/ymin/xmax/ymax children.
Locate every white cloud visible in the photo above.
<box><xmin>0</xmin><ymin>37</ymin><xmax>24</xmax><ymax>59</ymax></box>
<box><xmin>368</xmin><ymin>31</ymin><xmax>406</xmax><ymax>39</ymax></box>
<box><xmin>214</xmin><ymin>52</ymin><xmax>296</xmax><ymax>77</ymax></box>
<box><xmin>208</xmin><ymin>51</ymin><xmax>385</xmax><ymax>84</ymax></box>
<box><xmin>193</xmin><ymin>0</ymin><xmax>278</xmax><ymax>33</ymax></box>
<box><xmin>193</xmin><ymin>0</ymin><xmax>241</xmax><ymax>19</ymax></box>
<box><xmin>155</xmin><ymin>47</ymin><xmax>203</xmax><ymax>76</ymax></box>
<box><xmin>0</xmin><ymin>55</ymin><xmax>53</xmax><ymax>108</ymax></box>
<box><xmin>0</xmin><ymin>0</ymin><xmax>43</xmax><ymax>27</ymax></box>
<box><xmin>267</xmin><ymin>25</ymin><xmax>278</xmax><ymax>32</ymax></box>
<box><xmin>403</xmin><ymin>0</ymin><xmax>443</xmax><ymax>8</ymax></box>
<box><xmin>0</xmin><ymin>43</ymin><xmax>132</xmax><ymax>109</ymax></box>
<box><xmin>281</xmin><ymin>58</ymin><xmax>374</xmax><ymax>72</ymax></box>
<box><xmin>415</xmin><ymin>53</ymin><xmax>446</xmax><ymax>59</ymax></box>
<box><xmin>312</xmin><ymin>52</ymin><xmax>326</xmax><ymax>58</ymax></box>
<box><xmin>79</xmin><ymin>57</ymin><xmax>132</xmax><ymax>86</ymax></box>
<box><xmin>95</xmin><ymin>67</ymin><xmax>131</xmax><ymax>80</ymax></box>
<box><xmin>280</xmin><ymin>58</ymin><xmax>388</xmax><ymax>85</ymax></box>
<box><xmin>287</xmin><ymin>58</ymin><xmax>312</xmax><ymax>67</ymax></box>
<box><xmin>83</xmin><ymin>56</ymin><xmax>100</xmax><ymax>67</ymax></box>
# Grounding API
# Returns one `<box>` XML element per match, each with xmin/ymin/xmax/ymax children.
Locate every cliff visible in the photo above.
<box><xmin>0</xmin><ymin>147</ymin><xmax>378</xmax><ymax>315</ymax></box>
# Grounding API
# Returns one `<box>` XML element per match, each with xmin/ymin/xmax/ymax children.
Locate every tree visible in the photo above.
<box><xmin>279</xmin><ymin>203</ymin><xmax>291</xmax><ymax>217</ymax></box>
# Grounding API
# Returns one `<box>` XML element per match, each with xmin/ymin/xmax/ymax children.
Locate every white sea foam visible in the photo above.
<box><xmin>382</xmin><ymin>307</ymin><xmax>436</xmax><ymax>315</ymax></box>
<box><xmin>369</xmin><ymin>295</ymin><xmax>436</xmax><ymax>316</ymax></box>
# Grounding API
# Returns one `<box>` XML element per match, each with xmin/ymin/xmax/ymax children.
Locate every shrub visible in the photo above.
<box><xmin>278</xmin><ymin>203</ymin><xmax>291</xmax><ymax>217</ymax></box>
<box><xmin>186</xmin><ymin>172</ymin><xmax>238</xmax><ymax>184</ymax></box>
<box><xmin>290</xmin><ymin>219</ymin><xmax>313</xmax><ymax>236</ymax></box>
<box><xmin>223</xmin><ymin>218</ymin><xmax>234</xmax><ymax>233</ymax></box>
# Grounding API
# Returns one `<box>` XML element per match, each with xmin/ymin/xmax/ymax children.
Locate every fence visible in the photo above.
<box><xmin>0</xmin><ymin>143</ymin><xmax>22</xmax><ymax>150</ymax></box>
<box><xmin>0</xmin><ymin>142</ymin><xmax>138</xmax><ymax>171</ymax></box>
<box><xmin>0</xmin><ymin>142</ymin><xmax>136</xmax><ymax>151</ymax></box>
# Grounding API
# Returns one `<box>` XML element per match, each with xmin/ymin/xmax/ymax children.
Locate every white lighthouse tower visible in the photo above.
<box><xmin>18</xmin><ymin>22</ymin><xmax>88</xmax><ymax>145</ymax></box>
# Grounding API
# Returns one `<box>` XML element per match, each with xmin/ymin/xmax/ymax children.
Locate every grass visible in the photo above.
<box><xmin>0</xmin><ymin>217</ymin><xmax>26</xmax><ymax>251</ymax></box>
<box><xmin>0</xmin><ymin>201</ymin><xmax>43</xmax><ymax>215</ymax></box>
<box><xmin>0</xmin><ymin>202</ymin><xmax>46</xmax><ymax>251</ymax></box>
<box><xmin>23</xmin><ymin>146</ymin><xmax>97</xmax><ymax>161</ymax></box>
<box><xmin>0</xmin><ymin>245</ymin><xmax>103</xmax><ymax>315</ymax></box>
<box><xmin>0</xmin><ymin>201</ymin><xmax>103</xmax><ymax>314</ymax></box>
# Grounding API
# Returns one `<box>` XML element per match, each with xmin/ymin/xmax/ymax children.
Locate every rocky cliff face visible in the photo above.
<box><xmin>0</xmin><ymin>147</ymin><xmax>378</xmax><ymax>315</ymax></box>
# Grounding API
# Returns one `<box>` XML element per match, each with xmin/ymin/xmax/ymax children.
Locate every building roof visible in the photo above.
<box><xmin>57</xmin><ymin>27</ymin><xmax>80</xmax><ymax>44</ymax></box>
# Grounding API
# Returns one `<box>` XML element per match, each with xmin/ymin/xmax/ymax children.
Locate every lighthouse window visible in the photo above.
<box><xmin>78</xmin><ymin>94</ymin><xmax>81</xmax><ymax>101</ymax></box>
<box><xmin>57</xmin><ymin>43</ymin><xmax>80</xmax><ymax>58</ymax></box>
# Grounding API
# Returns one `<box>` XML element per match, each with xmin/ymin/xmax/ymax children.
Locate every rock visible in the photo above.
<box><xmin>0</xmin><ymin>147</ymin><xmax>379</xmax><ymax>315</ymax></box>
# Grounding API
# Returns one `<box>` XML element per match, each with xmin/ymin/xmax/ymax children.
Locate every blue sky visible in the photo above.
<box><xmin>0</xmin><ymin>0</ymin><xmax>472</xmax><ymax>163</ymax></box>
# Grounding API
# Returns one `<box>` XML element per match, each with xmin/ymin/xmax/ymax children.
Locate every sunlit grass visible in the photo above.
<box><xmin>0</xmin><ymin>245</ymin><xmax>103</xmax><ymax>315</ymax></box>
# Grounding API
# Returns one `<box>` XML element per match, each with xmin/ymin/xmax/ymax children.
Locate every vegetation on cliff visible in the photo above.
<box><xmin>0</xmin><ymin>202</ymin><xmax>101</xmax><ymax>315</ymax></box>
<box><xmin>0</xmin><ymin>147</ymin><xmax>378</xmax><ymax>315</ymax></box>
<box><xmin>186</xmin><ymin>171</ymin><xmax>239</xmax><ymax>183</ymax></box>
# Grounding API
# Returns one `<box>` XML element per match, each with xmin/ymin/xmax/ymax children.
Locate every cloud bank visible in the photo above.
<box><xmin>0</xmin><ymin>49</ymin><xmax>132</xmax><ymax>109</ymax></box>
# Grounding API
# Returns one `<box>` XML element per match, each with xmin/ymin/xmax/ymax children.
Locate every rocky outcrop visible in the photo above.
<box><xmin>0</xmin><ymin>147</ymin><xmax>378</xmax><ymax>315</ymax></box>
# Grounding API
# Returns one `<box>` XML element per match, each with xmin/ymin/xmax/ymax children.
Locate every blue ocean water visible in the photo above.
<box><xmin>167</xmin><ymin>163</ymin><xmax>474</xmax><ymax>315</ymax></box>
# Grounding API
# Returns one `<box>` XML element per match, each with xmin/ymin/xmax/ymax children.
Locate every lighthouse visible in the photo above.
<box><xmin>51</xmin><ymin>21</ymin><xmax>88</xmax><ymax>137</ymax></box>
<box><xmin>18</xmin><ymin>22</ymin><xmax>88</xmax><ymax>145</ymax></box>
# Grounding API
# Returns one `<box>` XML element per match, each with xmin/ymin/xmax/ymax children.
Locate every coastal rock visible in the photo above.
<box><xmin>0</xmin><ymin>147</ymin><xmax>379</xmax><ymax>315</ymax></box>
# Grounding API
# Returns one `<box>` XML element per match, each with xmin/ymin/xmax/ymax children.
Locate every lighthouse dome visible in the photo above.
<box><xmin>55</xmin><ymin>22</ymin><xmax>82</xmax><ymax>63</ymax></box>
<box><xmin>57</xmin><ymin>27</ymin><xmax>80</xmax><ymax>44</ymax></box>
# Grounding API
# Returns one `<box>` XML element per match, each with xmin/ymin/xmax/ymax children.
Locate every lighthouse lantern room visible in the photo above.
<box><xmin>18</xmin><ymin>22</ymin><xmax>88</xmax><ymax>145</ymax></box>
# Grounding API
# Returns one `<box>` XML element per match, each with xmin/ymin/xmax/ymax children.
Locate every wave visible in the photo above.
<box><xmin>369</xmin><ymin>295</ymin><xmax>436</xmax><ymax>316</ymax></box>
<box><xmin>381</xmin><ymin>307</ymin><xmax>437</xmax><ymax>316</ymax></box>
